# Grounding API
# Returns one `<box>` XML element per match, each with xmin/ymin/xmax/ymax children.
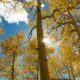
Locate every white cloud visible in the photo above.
<box><xmin>0</xmin><ymin>1</ymin><xmax>28</xmax><ymax>24</ymax></box>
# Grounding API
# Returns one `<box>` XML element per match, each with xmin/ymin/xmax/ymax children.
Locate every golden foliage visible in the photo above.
<box><xmin>2</xmin><ymin>32</ymin><xmax>26</xmax><ymax>54</ymax></box>
<box><xmin>0</xmin><ymin>27</ymin><xmax>4</xmax><ymax>35</ymax></box>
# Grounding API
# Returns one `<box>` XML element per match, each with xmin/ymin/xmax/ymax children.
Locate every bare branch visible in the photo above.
<box><xmin>28</xmin><ymin>26</ymin><xmax>36</xmax><ymax>41</ymax></box>
<box><xmin>42</xmin><ymin>9</ymin><xmax>60</xmax><ymax>20</ymax></box>
<box><xmin>47</xmin><ymin>21</ymin><xmax>73</xmax><ymax>36</ymax></box>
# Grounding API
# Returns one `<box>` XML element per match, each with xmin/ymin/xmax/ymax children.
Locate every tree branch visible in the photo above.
<box><xmin>28</xmin><ymin>26</ymin><xmax>36</xmax><ymax>41</ymax></box>
<box><xmin>42</xmin><ymin>8</ymin><xmax>60</xmax><ymax>19</ymax></box>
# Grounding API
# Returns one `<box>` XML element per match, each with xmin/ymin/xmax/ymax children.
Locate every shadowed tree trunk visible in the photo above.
<box><xmin>36</xmin><ymin>62</ymin><xmax>39</xmax><ymax>80</ymax></box>
<box><xmin>36</xmin><ymin>0</ymin><xmax>50</xmax><ymax>80</ymax></box>
<box><xmin>70</xmin><ymin>61</ymin><xmax>75</xmax><ymax>80</ymax></box>
<box><xmin>12</xmin><ymin>52</ymin><xmax>15</xmax><ymax>80</ymax></box>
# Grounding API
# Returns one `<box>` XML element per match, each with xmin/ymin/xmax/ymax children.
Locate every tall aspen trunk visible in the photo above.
<box><xmin>36</xmin><ymin>0</ymin><xmax>50</xmax><ymax>80</ymax></box>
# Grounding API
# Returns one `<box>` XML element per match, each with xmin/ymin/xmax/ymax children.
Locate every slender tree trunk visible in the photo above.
<box><xmin>68</xmin><ymin>69</ymin><xmax>71</xmax><ymax>80</ymax></box>
<box><xmin>36</xmin><ymin>63</ymin><xmax>39</xmax><ymax>80</ymax></box>
<box><xmin>12</xmin><ymin>52</ymin><xmax>15</xmax><ymax>80</ymax></box>
<box><xmin>70</xmin><ymin>65</ymin><xmax>75</xmax><ymax>80</ymax></box>
<box><xmin>36</xmin><ymin>0</ymin><xmax>50</xmax><ymax>80</ymax></box>
<box><xmin>69</xmin><ymin>60</ymin><xmax>75</xmax><ymax>80</ymax></box>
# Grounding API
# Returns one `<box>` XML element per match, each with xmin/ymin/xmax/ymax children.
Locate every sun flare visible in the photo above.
<box><xmin>43</xmin><ymin>37</ymin><xmax>52</xmax><ymax>45</ymax></box>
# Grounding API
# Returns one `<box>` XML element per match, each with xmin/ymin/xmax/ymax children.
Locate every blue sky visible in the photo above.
<box><xmin>0</xmin><ymin>77</ymin><xmax>8</xmax><ymax>80</ymax></box>
<box><xmin>0</xmin><ymin>18</ymin><xmax>29</xmax><ymax>58</ymax></box>
<box><xmin>0</xmin><ymin>18</ymin><xmax>29</xmax><ymax>41</ymax></box>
